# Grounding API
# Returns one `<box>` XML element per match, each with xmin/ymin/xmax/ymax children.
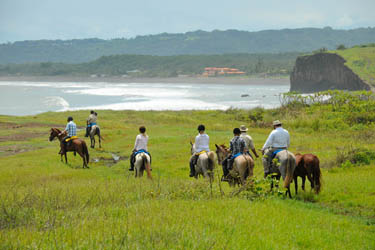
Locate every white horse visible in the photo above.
<box><xmin>89</xmin><ymin>125</ymin><xmax>103</xmax><ymax>148</ymax></box>
<box><xmin>134</xmin><ymin>152</ymin><xmax>152</xmax><ymax>179</ymax></box>
<box><xmin>190</xmin><ymin>142</ymin><xmax>216</xmax><ymax>181</ymax></box>
<box><xmin>265</xmin><ymin>149</ymin><xmax>296</xmax><ymax>198</ymax></box>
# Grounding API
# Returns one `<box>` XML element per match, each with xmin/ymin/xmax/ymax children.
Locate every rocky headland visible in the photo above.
<box><xmin>290</xmin><ymin>53</ymin><xmax>370</xmax><ymax>93</ymax></box>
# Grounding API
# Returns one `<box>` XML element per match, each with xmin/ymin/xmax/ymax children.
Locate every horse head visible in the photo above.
<box><xmin>190</xmin><ymin>141</ymin><xmax>195</xmax><ymax>155</ymax></box>
<box><xmin>49</xmin><ymin>128</ymin><xmax>62</xmax><ymax>141</ymax></box>
<box><xmin>215</xmin><ymin>144</ymin><xmax>229</xmax><ymax>165</ymax></box>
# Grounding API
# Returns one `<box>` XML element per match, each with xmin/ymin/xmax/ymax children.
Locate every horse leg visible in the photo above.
<box><xmin>98</xmin><ymin>135</ymin><xmax>101</xmax><ymax>148</ymax></box>
<box><xmin>294</xmin><ymin>175</ymin><xmax>298</xmax><ymax>194</ymax></box>
<box><xmin>302</xmin><ymin>176</ymin><xmax>306</xmax><ymax>191</ymax></box>
<box><xmin>91</xmin><ymin>137</ymin><xmax>95</xmax><ymax>149</ymax></box>
<box><xmin>64</xmin><ymin>153</ymin><xmax>68</xmax><ymax>164</ymax></box>
<box><xmin>286</xmin><ymin>186</ymin><xmax>292</xmax><ymax>198</ymax></box>
<box><xmin>77</xmin><ymin>150</ymin><xmax>86</xmax><ymax>168</ymax></box>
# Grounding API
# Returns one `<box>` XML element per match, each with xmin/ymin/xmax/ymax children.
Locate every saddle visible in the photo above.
<box><xmin>65</xmin><ymin>136</ymin><xmax>78</xmax><ymax>143</ymax></box>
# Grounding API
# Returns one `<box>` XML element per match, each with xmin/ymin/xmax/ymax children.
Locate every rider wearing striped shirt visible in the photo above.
<box><xmin>222</xmin><ymin>128</ymin><xmax>246</xmax><ymax>180</ymax></box>
<box><xmin>61</xmin><ymin>116</ymin><xmax>77</xmax><ymax>152</ymax></box>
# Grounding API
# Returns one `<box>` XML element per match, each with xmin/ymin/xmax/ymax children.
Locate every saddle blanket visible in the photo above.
<box><xmin>134</xmin><ymin>149</ymin><xmax>150</xmax><ymax>156</ymax></box>
<box><xmin>194</xmin><ymin>150</ymin><xmax>208</xmax><ymax>156</ymax></box>
<box><xmin>231</xmin><ymin>152</ymin><xmax>243</xmax><ymax>160</ymax></box>
<box><xmin>65</xmin><ymin>136</ymin><xmax>78</xmax><ymax>142</ymax></box>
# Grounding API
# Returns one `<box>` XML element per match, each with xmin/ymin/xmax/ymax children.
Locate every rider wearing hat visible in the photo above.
<box><xmin>239</xmin><ymin>125</ymin><xmax>259</xmax><ymax>159</ymax></box>
<box><xmin>261</xmin><ymin>120</ymin><xmax>290</xmax><ymax>178</ymax></box>
<box><xmin>189</xmin><ymin>124</ymin><xmax>210</xmax><ymax>177</ymax></box>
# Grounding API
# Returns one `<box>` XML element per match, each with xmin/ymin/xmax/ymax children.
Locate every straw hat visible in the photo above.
<box><xmin>240</xmin><ymin>125</ymin><xmax>248</xmax><ymax>132</ymax></box>
<box><xmin>273</xmin><ymin>120</ymin><xmax>282</xmax><ymax>126</ymax></box>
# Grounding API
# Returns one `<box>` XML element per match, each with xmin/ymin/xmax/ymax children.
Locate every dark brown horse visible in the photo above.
<box><xmin>49</xmin><ymin>128</ymin><xmax>90</xmax><ymax>168</ymax></box>
<box><xmin>294</xmin><ymin>153</ymin><xmax>322</xmax><ymax>194</ymax></box>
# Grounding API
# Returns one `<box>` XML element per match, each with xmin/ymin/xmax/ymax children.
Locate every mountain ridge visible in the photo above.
<box><xmin>1</xmin><ymin>27</ymin><xmax>375</xmax><ymax>64</ymax></box>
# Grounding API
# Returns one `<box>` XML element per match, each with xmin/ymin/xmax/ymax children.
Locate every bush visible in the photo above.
<box><xmin>335</xmin><ymin>146</ymin><xmax>375</xmax><ymax>167</ymax></box>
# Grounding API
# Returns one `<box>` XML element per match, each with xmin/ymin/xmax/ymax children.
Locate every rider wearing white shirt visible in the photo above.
<box><xmin>189</xmin><ymin>124</ymin><xmax>210</xmax><ymax>177</ymax></box>
<box><xmin>262</xmin><ymin>120</ymin><xmax>290</xmax><ymax>177</ymax></box>
<box><xmin>129</xmin><ymin>126</ymin><xmax>150</xmax><ymax>171</ymax></box>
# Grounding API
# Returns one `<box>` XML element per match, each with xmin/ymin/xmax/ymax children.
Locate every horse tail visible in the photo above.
<box><xmin>142</xmin><ymin>154</ymin><xmax>152</xmax><ymax>180</ymax></box>
<box><xmin>313</xmin><ymin>157</ymin><xmax>322</xmax><ymax>194</ymax></box>
<box><xmin>82</xmin><ymin>141</ymin><xmax>89</xmax><ymax>164</ymax></box>
<box><xmin>97</xmin><ymin>127</ymin><xmax>104</xmax><ymax>140</ymax></box>
<box><xmin>283</xmin><ymin>151</ymin><xmax>294</xmax><ymax>188</ymax></box>
<box><xmin>207</xmin><ymin>152</ymin><xmax>215</xmax><ymax>171</ymax></box>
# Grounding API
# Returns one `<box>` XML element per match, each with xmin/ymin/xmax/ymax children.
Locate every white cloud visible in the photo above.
<box><xmin>336</xmin><ymin>16</ymin><xmax>354</xmax><ymax>27</ymax></box>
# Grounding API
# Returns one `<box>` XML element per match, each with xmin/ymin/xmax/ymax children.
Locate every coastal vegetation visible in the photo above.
<box><xmin>1</xmin><ymin>91</ymin><xmax>375</xmax><ymax>248</ymax></box>
<box><xmin>0</xmin><ymin>53</ymin><xmax>299</xmax><ymax>77</ymax></box>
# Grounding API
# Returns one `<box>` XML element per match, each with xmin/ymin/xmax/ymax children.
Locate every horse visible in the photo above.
<box><xmin>294</xmin><ymin>153</ymin><xmax>322</xmax><ymax>194</ymax></box>
<box><xmin>215</xmin><ymin>144</ymin><xmax>254</xmax><ymax>186</ymax></box>
<box><xmin>49</xmin><ymin>128</ymin><xmax>90</xmax><ymax>168</ymax></box>
<box><xmin>190</xmin><ymin>142</ymin><xmax>216</xmax><ymax>181</ymax></box>
<box><xmin>264</xmin><ymin>149</ymin><xmax>296</xmax><ymax>198</ymax></box>
<box><xmin>89</xmin><ymin>125</ymin><xmax>103</xmax><ymax>148</ymax></box>
<box><xmin>134</xmin><ymin>152</ymin><xmax>152</xmax><ymax>179</ymax></box>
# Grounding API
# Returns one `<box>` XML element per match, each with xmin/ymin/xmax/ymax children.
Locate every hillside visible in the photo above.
<box><xmin>0</xmin><ymin>53</ymin><xmax>300</xmax><ymax>77</ymax></box>
<box><xmin>334</xmin><ymin>45</ymin><xmax>375</xmax><ymax>87</ymax></box>
<box><xmin>1</xmin><ymin>92</ymin><xmax>375</xmax><ymax>248</ymax></box>
<box><xmin>290</xmin><ymin>44</ymin><xmax>375</xmax><ymax>92</ymax></box>
<box><xmin>1</xmin><ymin>27</ymin><xmax>375</xmax><ymax>64</ymax></box>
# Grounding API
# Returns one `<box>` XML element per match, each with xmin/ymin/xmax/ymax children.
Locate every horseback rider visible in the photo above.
<box><xmin>240</xmin><ymin>125</ymin><xmax>259</xmax><ymax>159</ymax></box>
<box><xmin>85</xmin><ymin>110</ymin><xmax>98</xmax><ymax>137</ymax></box>
<box><xmin>261</xmin><ymin>120</ymin><xmax>290</xmax><ymax>178</ymax></box>
<box><xmin>129</xmin><ymin>126</ymin><xmax>151</xmax><ymax>171</ymax></box>
<box><xmin>189</xmin><ymin>124</ymin><xmax>210</xmax><ymax>177</ymax></box>
<box><xmin>60</xmin><ymin>116</ymin><xmax>77</xmax><ymax>152</ymax></box>
<box><xmin>222</xmin><ymin>128</ymin><xmax>246</xmax><ymax>180</ymax></box>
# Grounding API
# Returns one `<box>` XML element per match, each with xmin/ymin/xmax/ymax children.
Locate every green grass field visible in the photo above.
<box><xmin>1</xmin><ymin>108</ymin><xmax>375</xmax><ymax>249</ymax></box>
<box><xmin>331</xmin><ymin>45</ymin><xmax>375</xmax><ymax>87</ymax></box>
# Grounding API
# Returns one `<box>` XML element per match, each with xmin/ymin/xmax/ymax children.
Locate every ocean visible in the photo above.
<box><xmin>0</xmin><ymin>80</ymin><xmax>289</xmax><ymax>116</ymax></box>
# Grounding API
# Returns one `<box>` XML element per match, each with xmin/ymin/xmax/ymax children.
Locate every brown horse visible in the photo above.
<box><xmin>215</xmin><ymin>144</ymin><xmax>254</xmax><ymax>186</ymax></box>
<box><xmin>49</xmin><ymin>128</ymin><xmax>90</xmax><ymax>168</ymax></box>
<box><xmin>294</xmin><ymin>153</ymin><xmax>322</xmax><ymax>194</ymax></box>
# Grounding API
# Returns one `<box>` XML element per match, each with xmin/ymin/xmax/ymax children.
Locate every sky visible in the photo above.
<box><xmin>0</xmin><ymin>0</ymin><xmax>374</xmax><ymax>43</ymax></box>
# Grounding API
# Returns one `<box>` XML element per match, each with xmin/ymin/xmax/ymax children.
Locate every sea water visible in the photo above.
<box><xmin>0</xmin><ymin>81</ymin><xmax>289</xmax><ymax>116</ymax></box>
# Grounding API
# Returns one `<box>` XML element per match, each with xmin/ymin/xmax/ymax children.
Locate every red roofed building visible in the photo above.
<box><xmin>202</xmin><ymin>67</ymin><xmax>246</xmax><ymax>77</ymax></box>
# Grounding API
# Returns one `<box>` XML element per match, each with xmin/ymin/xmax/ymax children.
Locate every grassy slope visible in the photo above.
<box><xmin>331</xmin><ymin>46</ymin><xmax>375</xmax><ymax>87</ymax></box>
<box><xmin>0</xmin><ymin>110</ymin><xmax>375</xmax><ymax>249</ymax></box>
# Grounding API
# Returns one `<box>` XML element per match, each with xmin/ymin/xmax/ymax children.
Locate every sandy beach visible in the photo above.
<box><xmin>0</xmin><ymin>76</ymin><xmax>290</xmax><ymax>85</ymax></box>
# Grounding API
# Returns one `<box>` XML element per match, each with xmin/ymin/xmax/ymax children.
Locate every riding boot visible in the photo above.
<box><xmin>85</xmin><ymin>126</ymin><xmax>90</xmax><ymax>137</ymax></box>
<box><xmin>129</xmin><ymin>152</ymin><xmax>135</xmax><ymax>171</ymax></box>
<box><xmin>189</xmin><ymin>157</ymin><xmax>196</xmax><ymax>177</ymax></box>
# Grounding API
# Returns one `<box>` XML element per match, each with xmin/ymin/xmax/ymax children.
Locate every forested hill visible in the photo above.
<box><xmin>1</xmin><ymin>27</ymin><xmax>375</xmax><ymax>64</ymax></box>
<box><xmin>0</xmin><ymin>53</ymin><xmax>300</xmax><ymax>77</ymax></box>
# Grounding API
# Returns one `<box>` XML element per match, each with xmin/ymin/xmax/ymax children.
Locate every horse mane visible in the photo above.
<box><xmin>51</xmin><ymin>127</ymin><xmax>62</xmax><ymax>133</ymax></box>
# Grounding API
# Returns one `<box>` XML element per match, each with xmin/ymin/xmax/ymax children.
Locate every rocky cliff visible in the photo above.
<box><xmin>290</xmin><ymin>53</ymin><xmax>370</xmax><ymax>93</ymax></box>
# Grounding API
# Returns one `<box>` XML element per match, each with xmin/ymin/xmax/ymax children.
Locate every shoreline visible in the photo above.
<box><xmin>0</xmin><ymin>76</ymin><xmax>290</xmax><ymax>85</ymax></box>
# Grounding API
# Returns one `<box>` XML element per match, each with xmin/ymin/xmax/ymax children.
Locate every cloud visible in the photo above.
<box><xmin>336</xmin><ymin>16</ymin><xmax>354</xmax><ymax>27</ymax></box>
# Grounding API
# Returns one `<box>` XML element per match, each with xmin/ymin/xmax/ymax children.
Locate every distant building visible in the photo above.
<box><xmin>202</xmin><ymin>67</ymin><xmax>246</xmax><ymax>77</ymax></box>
